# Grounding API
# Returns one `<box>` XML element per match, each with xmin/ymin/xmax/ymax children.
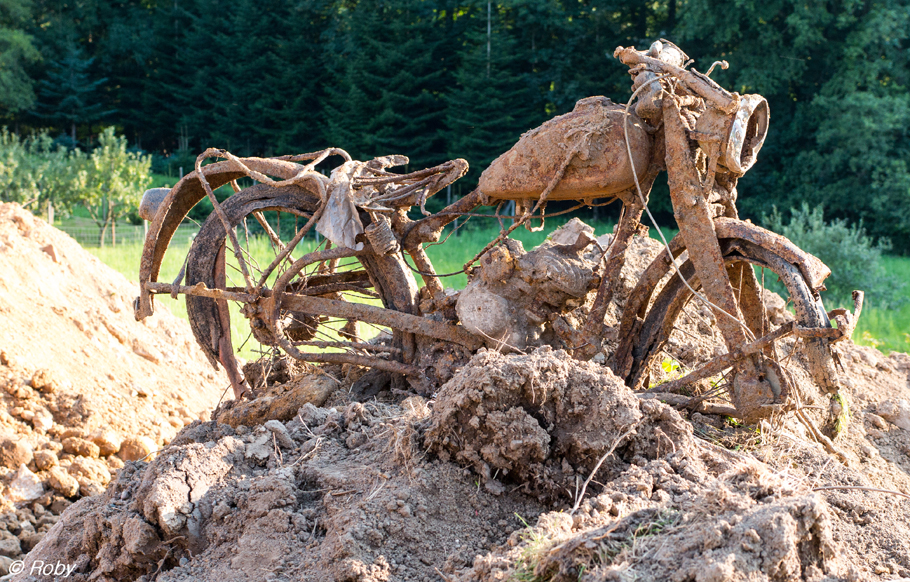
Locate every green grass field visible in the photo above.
<box><xmin>851</xmin><ymin>255</ymin><xmax>910</xmax><ymax>354</ymax></box>
<box><xmin>88</xmin><ymin>218</ymin><xmax>909</xmax><ymax>358</ymax></box>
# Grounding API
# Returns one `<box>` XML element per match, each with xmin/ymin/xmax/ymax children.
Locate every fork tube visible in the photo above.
<box><xmin>663</xmin><ymin>93</ymin><xmax>771</xmax><ymax>421</ymax></box>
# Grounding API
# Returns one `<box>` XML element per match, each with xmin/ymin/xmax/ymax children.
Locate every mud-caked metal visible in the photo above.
<box><xmin>134</xmin><ymin>39</ymin><xmax>859</xmax><ymax>432</ymax></box>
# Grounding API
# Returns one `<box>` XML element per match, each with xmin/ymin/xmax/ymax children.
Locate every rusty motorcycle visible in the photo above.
<box><xmin>135</xmin><ymin>40</ymin><xmax>861</xmax><ymax>426</ymax></box>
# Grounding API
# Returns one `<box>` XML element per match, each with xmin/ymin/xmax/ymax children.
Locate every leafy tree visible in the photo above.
<box><xmin>765</xmin><ymin>203</ymin><xmax>905</xmax><ymax>309</ymax></box>
<box><xmin>0</xmin><ymin>128</ymin><xmax>32</xmax><ymax>204</ymax></box>
<box><xmin>677</xmin><ymin>0</ymin><xmax>910</xmax><ymax>249</ymax></box>
<box><xmin>24</xmin><ymin>132</ymin><xmax>85</xmax><ymax>222</ymax></box>
<box><xmin>81</xmin><ymin>127</ymin><xmax>151</xmax><ymax>246</ymax></box>
<box><xmin>0</xmin><ymin>0</ymin><xmax>41</xmax><ymax>116</ymax></box>
<box><xmin>0</xmin><ymin>128</ymin><xmax>85</xmax><ymax>220</ymax></box>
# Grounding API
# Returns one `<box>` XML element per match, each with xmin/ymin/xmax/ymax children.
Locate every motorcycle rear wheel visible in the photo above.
<box><xmin>184</xmin><ymin>183</ymin><xmax>420</xmax><ymax>391</ymax></box>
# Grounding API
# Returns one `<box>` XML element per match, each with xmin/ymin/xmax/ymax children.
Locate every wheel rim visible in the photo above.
<box><xmin>627</xmin><ymin>238</ymin><xmax>834</xmax><ymax>414</ymax></box>
<box><xmin>184</xmin><ymin>183</ymin><xmax>417</xmax><ymax>391</ymax></box>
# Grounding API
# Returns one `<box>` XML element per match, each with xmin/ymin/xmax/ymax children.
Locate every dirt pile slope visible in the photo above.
<box><xmin>0</xmin><ymin>203</ymin><xmax>226</xmax><ymax>571</ymax></box>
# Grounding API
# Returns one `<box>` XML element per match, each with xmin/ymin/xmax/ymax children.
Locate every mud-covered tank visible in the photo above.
<box><xmin>478</xmin><ymin>96</ymin><xmax>652</xmax><ymax>202</ymax></box>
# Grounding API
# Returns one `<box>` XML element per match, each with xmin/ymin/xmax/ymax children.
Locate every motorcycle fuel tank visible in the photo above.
<box><xmin>478</xmin><ymin>96</ymin><xmax>652</xmax><ymax>202</ymax></box>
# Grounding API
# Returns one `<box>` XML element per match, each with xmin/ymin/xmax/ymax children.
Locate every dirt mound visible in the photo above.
<box><xmin>425</xmin><ymin>346</ymin><xmax>692</xmax><ymax>500</ymax></box>
<box><xmin>0</xmin><ymin>203</ymin><xmax>226</xmax><ymax>571</ymax></box>
<box><xmin>15</xmin><ymin>342</ymin><xmax>910</xmax><ymax>582</ymax></box>
<box><xmin>19</xmin><ymin>399</ymin><xmax>546</xmax><ymax>582</ymax></box>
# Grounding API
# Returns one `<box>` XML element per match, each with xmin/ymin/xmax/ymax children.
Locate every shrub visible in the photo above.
<box><xmin>764</xmin><ymin>204</ymin><xmax>905</xmax><ymax>309</ymax></box>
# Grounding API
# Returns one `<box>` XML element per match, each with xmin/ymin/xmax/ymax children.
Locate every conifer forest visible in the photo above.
<box><xmin>1</xmin><ymin>0</ymin><xmax>908</xmax><ymax>249</ymax></box>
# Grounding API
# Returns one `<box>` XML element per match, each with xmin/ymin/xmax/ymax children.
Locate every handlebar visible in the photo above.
<box><xmin>613</xmin><ymin>46</ymin><xmax>738</xmax><ymax>113</ymax></box>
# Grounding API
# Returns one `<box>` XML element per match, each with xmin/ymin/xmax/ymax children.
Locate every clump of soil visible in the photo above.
<box><xmin>0</xmin><ymin>203</ymin><xmax>226</xmax><ymax>572</ymax></box>
<box><xmin>213</xmin><ymin>367</ymin><xmax>339</xmax><ymax>428</ymax></box>
<box><xmin>424</xmin><ymin>346</ymin><xmax>692</xmax><ymax>500</ymax></box>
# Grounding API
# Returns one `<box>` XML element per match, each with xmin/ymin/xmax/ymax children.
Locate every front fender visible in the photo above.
<box><xmin>134</xmin><ymin>157</ymin><xmax>306</xmax><ymax>320</ymax></box>
<box><xmin>713</xmin><ymin>218</ymin><xmax>830</xmax><ymax>293</ymax></box>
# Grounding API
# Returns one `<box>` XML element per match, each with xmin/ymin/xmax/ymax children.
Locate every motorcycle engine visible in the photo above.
<box><xmin>456</xmin><ymin>221</ymin><xmax>600</xmax><ymax>351</ymax></box>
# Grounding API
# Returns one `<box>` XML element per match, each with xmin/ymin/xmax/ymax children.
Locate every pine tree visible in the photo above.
<box><xmin>92</xmin><ymin>0</ymin><xmax>161</xmax><ymax>149</ymax></box>
<box><xmin>324</xmin><ymin>0</ymin><xmax>447</xmax><ymax>168</ymax></box>
<box><xmin>33</xmin><ymin>44</ymin><xmax>111</xmax><ymax>145</ymax></box>
<box><xmin>269</xmin><ymin>0</ymin><xmax>335</xmax><ymax>155</ymax></box>
<box><xmin>137</xmin><ymin>0</ymin><xmax>200</xmax><ymax>156</ymax></box>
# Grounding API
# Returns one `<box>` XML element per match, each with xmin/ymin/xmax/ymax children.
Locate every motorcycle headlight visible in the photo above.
<box><xmin>721</xmin><ymin>94</ymin><xmax>769</xmax><ymax>175</ymax></box>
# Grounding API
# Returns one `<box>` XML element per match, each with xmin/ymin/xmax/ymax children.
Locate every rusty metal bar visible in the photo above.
<box><xmin>647</xmin><ymin>322</ymin><xmax>842</xmax><ymax>395</ymax></box>
<box><xmin>613</xmin><ymin>46</ymin><xmax>736</xmax><ymax>112</ymax></box>
<box><xmin>636</xmin><ymin>393</ymin><xmax>738</xmax><ymax>417</ymax></box>
<box><xmin>575</xmin><ymin>190</ymin><xmax>650</xmax><ymax>361</ymax></box>
<box><xmin>146</xmin><ymin>281</ymin><xmax>256</xmax><ymax>303</ymax></box>
<box><xmin>289</xmin><ymin>341</ymin><xmax>400</xmax><ymax>354</ymax></box>
<box><xmin>289</xmin><ymin>351</ymin><xmax>420</xmax><ymax>376</ymax></box>
<box><xmin>827</xmin><ymin>290</ymin><xmax>864</xmax><ymax>343</ymax></box>
<box><xmin>403</xmin><ymin>188</ymin><xmax>486</xmax><ymax>247</ymax></box>
<box><xmin>295</xmin><ymin>282</ymin><xmax>377</xmax><ymax>297</ymax></box>
<box><xmin>275</xmin><ymin>293</ymin><xmax>482</xmax><ymax>350</ymax></box>
<box><xmin>408</xmin><ymin>246</ymin><xmax>445</xmax><ymax>300</ymax></box>
<box><xmin>147</xmin><ymin>280</ymin><xmax>375</xmax><ymax>301</ymax></box>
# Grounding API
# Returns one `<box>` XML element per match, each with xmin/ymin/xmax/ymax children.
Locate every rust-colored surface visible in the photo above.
<box><xmin>213</xmin><ymin>373</ymin><xmax>340</xmax><ymax>427</ymax></box>
<box><xmin>274</xmin><ymin>293</ymin><xmax>481</xmax><ymax>351</ymax></box>
<box><xmin>478</xmin><ymin>96</ymin><xmax>652</xmax><ymax>202</ymax></box>
<box><xmin>454</xmin><ymin>229</ymin><xmax>600</xmax><ymax>351</ymax></box>
<box><xmin>136</xmin><ymin>157</ymin><xmax>314</xmax><ymax>320</ymax></box>
<box><xmin>574</xmin><ymin>196</ymin><xmax>647</xmax><ymax>361</ymax></box>
<box><xmin>714</xmin><ymin>218</ymin><xmax>830</xmax><ymax>292</ymax></box>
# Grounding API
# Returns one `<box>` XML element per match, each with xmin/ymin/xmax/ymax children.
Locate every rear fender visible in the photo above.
<box><xmin>134</xmin><ymin>157</ymin><xmax>307</xmax><ymax>320</ymax></box>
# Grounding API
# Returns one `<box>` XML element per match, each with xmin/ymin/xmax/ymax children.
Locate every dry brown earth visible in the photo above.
<box><xmin>0</xmin><ymin>204</ymin><xmax>226</xmax><ymax>573</ymax></box>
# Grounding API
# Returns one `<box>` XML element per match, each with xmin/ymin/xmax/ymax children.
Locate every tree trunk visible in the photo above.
<box><xmin>71</xmin><ymin>122</ymin><xmax>76</xmax><ymax>145</ymax></box>
<box><xmin>98</xmin><ymin>199</ymin><xmax>111</xmax><ymax>247</ymax></box>
<box><xmin>99</xmin><ymin>221</ymin><xmax>109</xmax><ymax>247</ymax></box>
<box><xmin>47</xmin><ymin>200</ymin><xmax>54</xmax><ymax>225</ymax></box>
